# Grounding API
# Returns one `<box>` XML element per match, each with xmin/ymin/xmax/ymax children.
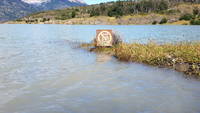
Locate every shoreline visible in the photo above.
<box><xmin>4</xmin><ymin>19</ymin><xmax>190</xmax><ymax>25</ymax></box>
<box><xmin>80</xmin><ymin>42</ymin><xmax>200</xmax><ymax>80</ymax></box>
<box><xmin>1</xmin><ymin>22</ymin><xmax>193</xmax><ymax>25</ymax></box>
<box><xmin>2</xmin><ymin>22</ymin><xmax>191</xmax><ymax>25</ymax></box>
<box><xmin>3</xmin><ymin>13</ymin><xmax>189</xmax><ymax>25</ymax></box>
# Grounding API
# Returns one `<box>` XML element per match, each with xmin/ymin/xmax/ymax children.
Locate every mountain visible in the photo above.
<box><xmin>39</xmin><ymin>0</ymin><xmax>86</xmax><ymax>10</ymax></box>
<box><xmin>0</xmin><ymin>0</ymin><xmax>86</xmax><ymax>22</ymax></box>
<box><xmin>0</xmin><ymin>0</ymin><xmax>37</xmax><ymax>21</ymax></box>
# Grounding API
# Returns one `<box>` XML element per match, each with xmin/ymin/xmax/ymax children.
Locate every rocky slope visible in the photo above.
<box><xmin>0</xmin><ymin>0</ymin><xmax>86</xmax><ymax>22</ymax></box>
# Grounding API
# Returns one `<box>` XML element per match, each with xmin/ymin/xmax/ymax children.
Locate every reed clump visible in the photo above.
<box><xmin>80</xmin><ymin>42</ymin><xmax>200</xmax><ymax>79</ymax></box>
<box><xmin>115</xmin><ymin>42</ymin><xmax>200</xmax><ymax>64</ymax></box>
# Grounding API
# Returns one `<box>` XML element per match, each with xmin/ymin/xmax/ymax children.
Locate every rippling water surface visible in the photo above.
<box><xmin>0</xmin><ymin>24</ymin><xmax>200</xmax><ymax>113</ymax></box>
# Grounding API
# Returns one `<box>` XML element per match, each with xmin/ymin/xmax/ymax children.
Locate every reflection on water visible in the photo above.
<box><xmin>0</xmin><ymin>24</ymin><xmax>200</xmax><ymax>113</ymax></box>
<box><xmin>96</xmin><ymin>54</ymin><xmax>112</xmax><ymax>63</ymax></box>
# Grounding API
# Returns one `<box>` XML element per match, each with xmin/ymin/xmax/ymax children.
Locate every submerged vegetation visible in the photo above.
<box><xmin>7</xmin><ymin>0</ymin><xmax>200</xmax><ymax>25</ymax></box>
<box><xmin>81</xmin><ymin>42</ymin><xmax>200</xmax><ymax>79</ymax></box>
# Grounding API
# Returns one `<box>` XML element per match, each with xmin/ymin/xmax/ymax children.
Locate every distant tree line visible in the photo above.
<box><xmin>89</xmin><ymin>0</ymin><xmax>168</xmax><ymax>17</ymax></box>
<box><xmin>88</xmin><ymin>0</ymin><xmax>200</xmax><ymax>17</ymax></box>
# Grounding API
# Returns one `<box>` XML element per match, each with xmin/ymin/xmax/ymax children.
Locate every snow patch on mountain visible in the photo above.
<box><xmin>69</xmin><ymin>0</ymin><xmax>85</xmax><ymax>4</ymax></box>
<box><xmin>21</xmin><ymin>0</ymin><xmax>50</xmax><ymax>4</ymax></box>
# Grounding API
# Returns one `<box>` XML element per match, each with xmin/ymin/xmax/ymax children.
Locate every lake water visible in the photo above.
<box><xmin>0</xmin><ymin>24</ymin><xmax>200</xmax><ymax>113</ymax></box>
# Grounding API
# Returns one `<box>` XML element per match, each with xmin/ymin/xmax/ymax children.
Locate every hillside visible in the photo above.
<box><xmin>0</xmin><ymin>0</ymin><xmax>38</xmax><ymax>22</ymax></box>
<box><xmin>7</xmin><ymin>0</ymin><xmax>200</xmax><ymax>25</ymax></box>
<box><xmin>0</xmin><ymin>0</ymin><xmax>86</xmax><ymax>22</ymax></box>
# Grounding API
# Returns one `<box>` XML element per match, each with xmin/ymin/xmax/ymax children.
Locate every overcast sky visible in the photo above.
<box><xmin>84</xmin><ymin>0</ymin><xmax>118</xmax><ymax>5</ymax></box>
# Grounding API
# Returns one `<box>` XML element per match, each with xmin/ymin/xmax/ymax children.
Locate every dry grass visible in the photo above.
<box><xmin>115</xmin><ymin>42</ymin><xmax>200</xmax><ymax>64</ymax></box>
<box><xmin>168</xmin><ymin>20</ymin><xmax>190</xmax><ymax>25</ymax></box>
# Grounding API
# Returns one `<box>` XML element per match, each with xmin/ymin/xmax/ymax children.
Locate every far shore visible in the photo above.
<box><xmin>4</xmin><ymin>15</ymin><xmax>190</xmax><ymax>25</ymax></box>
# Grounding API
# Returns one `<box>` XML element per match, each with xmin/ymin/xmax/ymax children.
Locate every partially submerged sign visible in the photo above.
<box><xmin>96</xmin><ymin>30</ymin><xmax>113</xmax><ymax>47</ymax></box>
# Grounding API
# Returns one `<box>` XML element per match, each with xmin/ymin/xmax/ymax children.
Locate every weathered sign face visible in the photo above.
<box><xmin>96</xmin><ymin>30</ymin><xmax>113</xmax><ymax>47</ymax></box>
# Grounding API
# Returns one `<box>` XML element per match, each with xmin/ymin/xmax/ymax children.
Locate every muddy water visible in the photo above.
<box><xmin>0</xmin><ymin>24</ymin><xmax>200</xmax><ymax>113</ymax></box>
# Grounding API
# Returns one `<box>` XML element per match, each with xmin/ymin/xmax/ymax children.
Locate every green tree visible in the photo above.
<box><xmin>159</xmin><ymin>18</ymin><xmax>168</xmax><ymax>24</ymax></box>
<box><xmin>158</xmin><ymin>0</ymin><xmax>169</xmax><ymax>11</ymax></box>
<box><xmin>100</xmin><ymin>3</ymin><xmax>106</xmax><ymax>15</ymax></box>
<box><xmin>90</xmin><ymin>8</ymin><xmax>100</xmax><ymax>17</ymax></box>
<box><xmin>190</xmin><ymin>19</ymin><xmax>200</xmax><ymax>25</ymax></box>
<box><xmin>71</xmin><ymin>11</ymin><xmax>76</xmax><ymax>18</ymax></box>
<box><xmin>193</xmin><ymin>7</ymin><xmax>200</xmax><ymax>17</ymax></box>
<box><xmin>152</xmin><ymin>20</ymin><xmax>157</xmax><ymax>25</ymax></box>
<box><xmin>179</xmin><ymin>14</ymin><xmax>194</xmax><ymax>20</ymax></box>
<box><xmin>107</xmin><ymin>1</ymin><xmax>123</xmax><ymax>17</ymax></box>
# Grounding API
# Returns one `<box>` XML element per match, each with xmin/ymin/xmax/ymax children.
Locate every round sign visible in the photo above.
<box><xmin>97</xmin><ymin>31</ymin><xmax>112</xmax><ymax>44</ymax></box>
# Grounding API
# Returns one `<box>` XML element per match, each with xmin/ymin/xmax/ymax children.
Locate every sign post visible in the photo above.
<box><xmin>96</xmin><ymin>30</ymin><xmax>113</xmax><ymax>47</ymax></box>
